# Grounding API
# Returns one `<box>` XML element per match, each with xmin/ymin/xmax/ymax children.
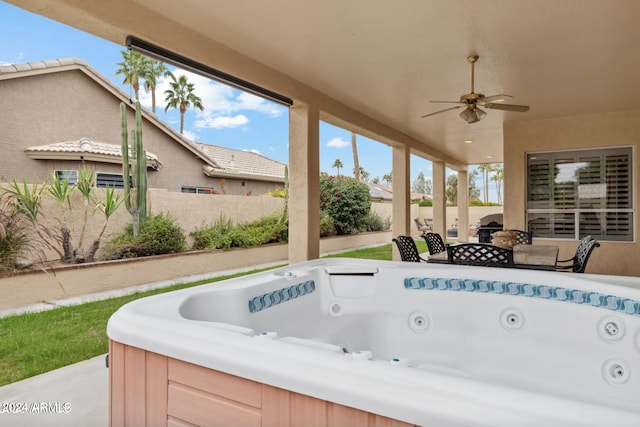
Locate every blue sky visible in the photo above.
<box><xmin>0</xmin><ymin>1</ymin><xmax>499</xmax><ymax>200</ymax></box>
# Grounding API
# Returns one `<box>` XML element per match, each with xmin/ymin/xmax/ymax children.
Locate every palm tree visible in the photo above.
<box><xmin>144</xmin><ymin>60</ymin><xmax>174</xmax><ymax>113</ymax></box>
<box><xmin>164</xmin><ymin>74</ymin><xmax>205</xmax><ymax>134</ymax></box>
<box><xmin>115</xmin><ymin>50</ymin><xmax>151</xmax><ymax>102</ymax></box>
<box><xmin>382</xmin><ymin>172</ymin><xmax>392</xmax><ymax>185</ymax></box>
<box><xmin>354</xmin><ymin>166</ymin><xmax>369</xmax><ymax>182</ymax></box>
<box><xmin>332</xmin><ymin>158</ymin><xmax>344</xmax><ymax>176</ymax></box>
<box><xmin>477</xmin><ymin>163</ymin><xmax>492</xmax><ymax>204</ymax></box>
<box><xmin>492</xmin><ymin>164</ymin><xmax>504</xmax><ymax>205</ymax></box>
<box><xmin>351</xmin><ymin>132</ymin><xmax>360</xmax><ymax>182</ymax></box>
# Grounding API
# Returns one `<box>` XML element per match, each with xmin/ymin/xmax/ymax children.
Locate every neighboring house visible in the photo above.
<box><xmin>365</xmin><ymin>182</ymin><xmax>431</xmax><ymax>202</ymax></box>
<box><xmin>0</xmin><ymin>58</ymin><xmax>286</xmax><ymax>196</ymax></box>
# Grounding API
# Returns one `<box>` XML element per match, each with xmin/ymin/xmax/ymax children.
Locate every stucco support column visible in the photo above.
<box><xmin>391</xmin><ymin>145</ymin><xmax>410</xmax><ymax>261</ymax></box>
<box><xmin>457</xmin><ymin>168</ymin><xmax>469</xmax><ymax>243</ymax></box>
<box><xmin>288</xmin><ymin>103</ymin><xmax>320</xmax><ymax>263</ymax></box>
<box><xmin>432</xmin><ymin>160</ymin><xmax>446</xmax><ymax>237</ymax></box>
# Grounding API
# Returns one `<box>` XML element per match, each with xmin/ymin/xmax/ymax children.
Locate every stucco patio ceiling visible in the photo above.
<box><xmin>9</xmin><ymin>0</ymin><xmax>640</xmax><ymax>166</ymax></box>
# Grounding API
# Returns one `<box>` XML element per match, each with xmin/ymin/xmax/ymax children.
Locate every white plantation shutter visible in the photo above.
<box><xmin>526</xmin><ymin>147</ymin><xmax>633</xmax><ymax>241</ymax></box>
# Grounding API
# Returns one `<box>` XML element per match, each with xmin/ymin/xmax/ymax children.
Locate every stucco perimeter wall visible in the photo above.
<box><xmin>0</xmin><ymin>185</ymin><xmax>287</xmax><ymax>261</ymax></box>
<box><xmin>148</xmin><ymin>188</ymin><xmax>285</xmax><ymax>233</ymax></box>
<box><xmin>0</xmin><ymin>244</ymin><xmax>288</xmax><ymax>311</ymax></box>
<box><xmin>0</xmin><ymin>232</ymin><xmax>395</xmax><ymax>311</ymax></box>
<box><xmin>503</xmin><ymin>110</ymin><xmax>640</xmax><ymax>276</ymax></box>
<box><xmin>0</xmin><ymin>182</ymin><xmax>495</xmax><ymax>262</ymax></box>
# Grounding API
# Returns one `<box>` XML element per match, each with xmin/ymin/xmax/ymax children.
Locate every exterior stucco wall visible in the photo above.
<box><xmin>504</xmin><ymin>110</ymin><xmax>640</xmax><ymax>276</ymax></box>
<box><xmin>0</xmin><ymin>184</ymin><xmax>286</xmax><ymax>261</ymax></box>
<box><xmin>0</xmin><ymin>70</ymin><xmax>282</xmax><ymax>196</ymax></box>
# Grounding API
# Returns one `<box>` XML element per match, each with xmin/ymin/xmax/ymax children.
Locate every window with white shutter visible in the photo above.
<box><xmin>526</xmin><ymin>147</ymin><xmax>633</xmax><ymax>241</ymax></box>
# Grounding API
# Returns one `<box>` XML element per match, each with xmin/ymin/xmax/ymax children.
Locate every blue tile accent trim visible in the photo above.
<box><xmin>249</xmin><ymin>280</ymin><xmax>316</xmax><ymax>313</ymax></box>
<box><xmin>404</xmin><ymin>277</ymin><xmax>640</xmax><ymax>316</ymax></box>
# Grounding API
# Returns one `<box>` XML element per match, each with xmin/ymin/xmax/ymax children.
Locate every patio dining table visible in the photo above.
<box><xmin>425</xmin><ymin>244</ymin><xmax>559</xmax><ymax>271</ymax></box>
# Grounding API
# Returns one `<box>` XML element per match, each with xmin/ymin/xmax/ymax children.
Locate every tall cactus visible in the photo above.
<box><xmin>279</xmin><ymin>165</ymin><xmax>289</xmax><ymax>225</ymax></box>
<box><xmin>120</xmin><ymin>101</ymin><xmax>148</xmax><ymax>236</ymax></box>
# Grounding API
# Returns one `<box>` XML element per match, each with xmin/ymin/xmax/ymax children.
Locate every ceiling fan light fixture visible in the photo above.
<box><xmin>460</xmin><ymin>107</ymin><xmax>487</xmax><ymax>123</ymax></box>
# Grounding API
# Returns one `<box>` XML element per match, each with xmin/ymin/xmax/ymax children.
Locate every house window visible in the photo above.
<box><xmin>181</xmin><ymin>186</ymin><xmax>218</xmax><ymax>194</ymax></box>
<box><xmin>54</xmin><ymin>170</ymin><xmax>78</xmax><ymax>184</ymax></box>
<box><xmin>96</xmin><ymin>173</ymin><xmax>125</xmax><ymax>189</ymax></box>
<box><xmin>526</xmin><ymin>147</ymin><xmax>633</xmax><ymax>241</ymax></box>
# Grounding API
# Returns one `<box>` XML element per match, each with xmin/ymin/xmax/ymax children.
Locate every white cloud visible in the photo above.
<box><xmin>195</xmin><ymin>114</ymin><xmax>249</xmax><ymax>129</ymax></box>
<box><xmin>235</xmin><ymin>92</ymin><xmax>282</xmax><ymax>117</ymax></box>
<box><xmin>327</xmin><ymin>137</ymin><xmax>350</xmax><ymax>148</ymax></box>
<box><xmin>243</xmin><ymin>148</ymin><xmax>261</xmax><ymax>155</ymax></box>
<box><xmin>149</xmin><ymin>69</ymin><xmax>284</xmax><ymax>130</ymax></box>
<box><xmin>182</xmin><ymin>130</ymin><xmax>197</xmax><ymax>141</ymax></box>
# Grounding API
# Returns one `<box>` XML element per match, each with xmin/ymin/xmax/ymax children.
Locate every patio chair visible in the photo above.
<box><xmin>424</xmin><ymin>218</ymin><xmax>434</xmax><ymax>231</ymax></box>
<box><xmin>556</xmin><ymin>235</ymin><xmax>600</xmax><ymax>273</ymax></box>
<box><xmin>392</xmin><ymin>235</ymin><xmax>427</xmax><ymax>262</ymax></box>
<box><xmin>505</xmin><ymin>229</ymin><xmax>533</xmax><ymax>245</ymax></box>
<box><xmin>421</xmin><ymin>232</ymin><xmax>446</xmax><ymax>255</ymax></box>
<box><xmin>447</xmin><ymin>243</ymin><xmax>514</xmax><ymax>268</ymax></box>
<box><xmin>414</xmin><ymin>218</ymin><xmax>430</xmax><ymax>232</ymax></box>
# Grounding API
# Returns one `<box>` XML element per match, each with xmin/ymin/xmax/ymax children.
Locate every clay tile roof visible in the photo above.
<box><xmin>26</xmin><ymin>137</ymin><xmax>161</xmax><ymax>164</ymax></box>
<box><xmin>0</xmin><ymin>57</ymin><xmax>89</xmax><ymax>75</ymax></box>
<box><xmin>195</xmin><ymin>142</ymin><xmax>286</xmax><ymax>180</ymax></box>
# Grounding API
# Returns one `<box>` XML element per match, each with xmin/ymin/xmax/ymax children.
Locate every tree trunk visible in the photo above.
<box><xmin>61</xmin><ymin>225</ymin><xmax>74</xmax><ymax>263</ymax></box>
<box><xmin>85</xmin><ymin>239</ymin><xmax>101</xmax><ymax>263</ymax></box>
<box><xmin>351</xmin><ymin>132</ymin><xmax>360</xmax><ymax>181</ymax></box>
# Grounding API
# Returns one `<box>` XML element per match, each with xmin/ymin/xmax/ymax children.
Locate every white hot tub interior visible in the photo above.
<box><xmin>176</xmin><ymin>260</ymin><xmax>640</xmax><ymax>413</ymax></box>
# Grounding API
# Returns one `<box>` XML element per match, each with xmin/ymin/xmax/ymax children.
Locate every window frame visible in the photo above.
<box><xmin>54</xmin><ymin>169</ymin><xmax>78</xmax><ymax>185</ymax></box>
<box><xmin>181</xmin><ymin>186</ymin><xmax>218</xmax><ymax>194</ymax></box>
<box><xmin>525</xmin><ymin>146</ymin><xmax>634</xmax><ymax>242</ymax></box>
<box><xmin>95</xmin><ymin>172</ymin><xmax>126</xmax><ymax>189</ymax></box>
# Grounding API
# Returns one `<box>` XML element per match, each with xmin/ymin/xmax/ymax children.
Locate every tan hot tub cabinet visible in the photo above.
<box><xmin>108</xmin><ymin>340</ymin><xmax>415</xmax><ymax>427</ymax></box>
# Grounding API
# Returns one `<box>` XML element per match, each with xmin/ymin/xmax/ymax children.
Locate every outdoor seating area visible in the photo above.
<box><xmin>413</xmin><ymin>217</ymin><xmax>433</xmax><ymax>233</ymax></box>
<box><xmin>421</xmin><ymin>232</ymin><xmax>446</xmax><ymax>256</ymax></box>
<box><xmin>392</xmin><ymin>235</ymin><xmax>427</xmax><ymax>262</ymax></box>
<box><xmin>447</xmin><ymin>243</ymin><xmax>514</xmax><ymax>268</ymax></box>
<box><xmin>507</xmin><ymin>229</ymin><xmax>533</xmax><ymax>245</ymax></box>
<box><xmin>555</xmin><ymin>235</ymin><xmax>601</xmax><ymax>273</ymax></box>
<box><xmin>394</xmin><ymin>232</ymin><xmax>600</xmax><ymax>273</ymax></box>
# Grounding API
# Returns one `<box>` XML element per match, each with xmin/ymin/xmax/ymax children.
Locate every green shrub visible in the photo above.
<box><xmin>319</xmin><ymin>213</ymin><xmax>336</xmax><ymax>237</ymax></box>
<box><xmin>416</xmin><ymin>199</ymin><xmax>432</xmax><ymax>207</ymax></box>
<box><xmin>103</xmin><ymin>213</ymin><xmax>186</xmax><ymax>259</ymax></box>
<box><xmin>469</xmin><ymin>199</ymin><xmax>501</xmax><ymax>207</ymax></box>
<box><xmin>190</xmin><ymin>215</ymin><xmax>235</xmax><ymax>250</ymax></box>
<box><xmin>190</xmin><ymin>214</ymin><xmax>288</xmax><ymax>250</ymax></box>
<box><xmin>0</xmin><ymin>194</ymin><xmax>33</xmax><ymax>271</ymax></box>
<box><xmin>319</xmin><ymin>176</ymin><xmax>371</xmax><ymax>235</ymax></box>
<box><xmin>364</xmin><ymin>211</ymin><xmax>391</xmax><ymax>232</ymax></box>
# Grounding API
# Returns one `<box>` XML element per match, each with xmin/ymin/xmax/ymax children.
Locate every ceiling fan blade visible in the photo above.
<box><xmin>421</xmin><ymin>105</ymin><xmax>464</xmax><ymax>118</ymax></box>
<box><xmin>430</xmin><ymin>100</ymin><xmax>464</xmax><ymax>104</ymax></box>
<box><xmin>479</xmin><ymin>94</ymin><xmax>513</xmax><ymax>104</ymax></box>
<box><xmin>484</xmin><ymin>102</ymin><xmax>530</xmax><ymax>112</ymax></box>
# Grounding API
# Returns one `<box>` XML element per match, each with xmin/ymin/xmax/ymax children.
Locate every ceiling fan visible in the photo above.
<box><xmin>421</xmin><ymin>55</ymin><xmax>529</xmax><ymax>123</ymax></box>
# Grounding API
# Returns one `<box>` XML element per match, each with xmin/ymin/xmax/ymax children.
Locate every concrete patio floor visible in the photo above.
<box><xmin>0</xmin><ymin>258</ymin><xmax>297</xmax><ymax>427</ymax></box>
<box><xmin>0</xmin><ymin>250</ymin><xmax>389</xmax><ymax>426</ymax></box>
<box><xmin>0</xmin><ymin>355</ymin><xmax>108</xmax><ymax>427</ymax></box>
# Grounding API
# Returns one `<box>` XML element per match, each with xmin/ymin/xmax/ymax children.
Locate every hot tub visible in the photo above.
<box><xmin>107</xmin><ymin>258</ymin><xmax>640</xmax><ymax>426</ymax></box>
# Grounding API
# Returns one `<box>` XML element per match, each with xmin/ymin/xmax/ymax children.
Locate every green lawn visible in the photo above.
<box><xmin>325</xmin><ymin>240</ymin><xmax>427</xmax><ymax>260</ymax></box>
<box><xmin>0</xmin><ymin>243</ymin><xmax>414</xmax><ymax>386</ymax></box>
<box><xmin>0</xmin><ymin>267</ymin><xmax>279</xmax><ymax>386</ymax></box>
